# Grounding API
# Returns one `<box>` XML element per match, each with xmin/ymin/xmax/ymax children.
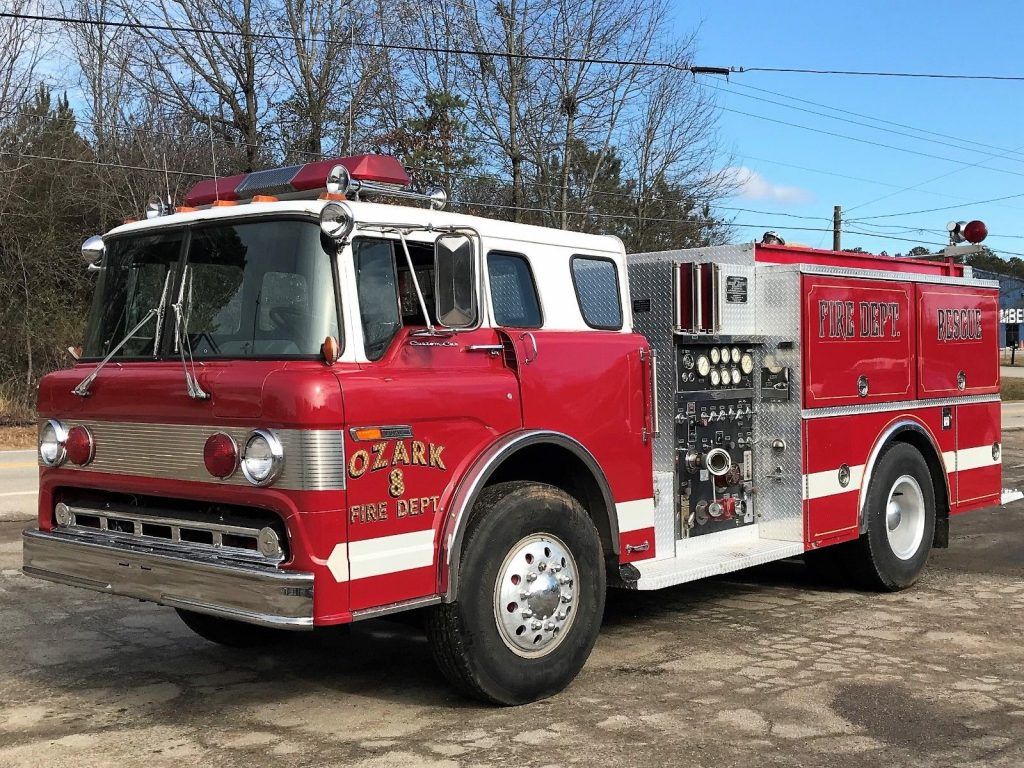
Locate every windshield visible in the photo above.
<box><xmin>83</xmin><ymin>219</ymin><xmax>340</xmax><ymax>360</ymax></box>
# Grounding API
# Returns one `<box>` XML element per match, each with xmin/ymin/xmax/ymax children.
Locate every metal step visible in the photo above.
<box><xmin>632</xmin><ymin>526</ymin><xmax>804</xmax><ymax>590</ymax></box>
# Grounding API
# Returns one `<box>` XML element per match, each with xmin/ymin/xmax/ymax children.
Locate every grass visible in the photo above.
<box><xmin>0</xmin><ymin>425</ymin><xmax>36</xmax><ymax>450</ymax></box>
<box><xmin>1002</xmin><ymin>378</ymin><xmax>1024</xmax><ymax>402</ymax></box>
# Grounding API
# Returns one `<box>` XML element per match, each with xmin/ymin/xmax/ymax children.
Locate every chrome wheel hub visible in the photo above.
<box><xmin>885</xmin><ymin>474</ymin><xmax>926</xmax><ymax>560</ymax></box>
<box><xmin>494</xmin><ymin>533</ymin><xmax>578</xmax><ymax>658</ymax></box>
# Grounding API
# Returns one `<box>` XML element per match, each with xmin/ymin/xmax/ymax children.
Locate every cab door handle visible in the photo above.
<box><xmin>464</xmin><ymin>344</ymin><xmax>503</xmax><ymax>356</ymax></box>
<box><xmin>520</xmin><ymin>332</ymin><xmax>538</xmax><ymax>364</ymax></box>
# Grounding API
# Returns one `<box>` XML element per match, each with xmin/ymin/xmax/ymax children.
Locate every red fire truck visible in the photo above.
<box><xmin>23</xmin><ymin>155</ymin><xmax>1016</xmax><ymax>705</ymax></box>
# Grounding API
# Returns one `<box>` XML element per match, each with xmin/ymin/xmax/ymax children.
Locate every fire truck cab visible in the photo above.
<box><xmin>23</xmin><ymin>155</ymin><xmax>1014</xmax><ymax>705</ymax></box>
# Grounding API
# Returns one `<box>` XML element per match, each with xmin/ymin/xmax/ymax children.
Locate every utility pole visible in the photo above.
<box><xmin>833</xmin><ymin>205</ymin><xmax>842</xmax><ymax>251</ymax></box>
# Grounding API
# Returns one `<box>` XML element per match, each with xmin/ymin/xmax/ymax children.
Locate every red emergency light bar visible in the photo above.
<box><xmin>183</xmin><ymin>154</ymin><xmax>411</xmax><ymax>207</ymax></box>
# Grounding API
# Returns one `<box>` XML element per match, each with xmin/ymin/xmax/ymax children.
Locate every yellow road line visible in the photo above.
<box><xmin>0</xmin><ymin>461</ymin><xmax>38</xmax><ymax>470</ymax></box>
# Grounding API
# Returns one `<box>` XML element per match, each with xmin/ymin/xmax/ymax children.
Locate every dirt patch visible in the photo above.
<box><xmin>1001</xmin><ymin>378</ymin><xmax>1024</xmax><ymax>401</ymax></box>
<box><xmin>832</xmin><ymin>682</ymin><xmax>974</xmax><ymax>752</ymax></box>
<box><xmin>0</xmin><ymin>426</ymin><xmax>35</xmax><ymax>451</ymax></box>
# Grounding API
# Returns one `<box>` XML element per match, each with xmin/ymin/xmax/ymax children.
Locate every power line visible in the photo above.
<box><xmin>736</xmin><ymin>66</ymin><xmax>1024</xmax><ymax>82</ymax></box>
<box><xmin>722</xmin><ymin>80</ymin><xmax>1024</xmax><ymax>161</ymax></box>
<box><xmin>0</xmin><ymin>11</ymin><xmax>689</xmax><ymax>71</ymax></box>
<box><xmin>719</xmin><ymin>105</ymin><xmax>1024</xmax><ymax>181</ymax></box>
<box><xmin>704</xmin><ymin>79</ymin><xmax>1024</xmax><ymax>167</ymax></box>
<box><xmin>847</xmin><ymin>191</ymin><xmax>1024</xmax><ymax>222</ymax></box>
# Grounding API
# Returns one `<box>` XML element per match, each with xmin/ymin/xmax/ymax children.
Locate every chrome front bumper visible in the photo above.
<box><xmin>23</xmin><ymin>529</ymin><xmax>314</xmax><ymax>629</ymax></box>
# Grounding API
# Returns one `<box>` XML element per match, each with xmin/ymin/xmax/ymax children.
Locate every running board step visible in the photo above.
<box><xmin>631</xmin><ymin>538</ymin><xmax>804</xmax><ymax>590</ymax></box>
<box><xmin>1001</xmin><ymin>488</ymin><xmax>1023</xmax><ymax>506</ymax></box>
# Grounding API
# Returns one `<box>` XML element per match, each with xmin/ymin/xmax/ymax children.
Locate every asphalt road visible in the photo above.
<box><xmin>1</xmin><ymin>438</ymin><xmax>1023</xmax><ymax>767</ymax></box>
<box><xmin>0</xmin><ymin>450</ymin><xmax>37</xmax><ymax>521</ymax></box>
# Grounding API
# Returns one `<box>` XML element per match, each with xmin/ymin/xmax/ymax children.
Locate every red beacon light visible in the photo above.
<box><xmin>183</xmin><ymin>155</ymin><xmax>411</xmax><ymax>207</ymax></box>
<box><xmin>948</xmin><ymin>219</ymin><xmax>988</xmax><ymax>245</ymax></box>
<box><xmin>65</xmin><ymin>425</ymin><xmax>95</xmax><ymax>466</ymax></box>
<box><xmin>204</xmin><ymin>433</ymin><xmax>238</xmax><ymax>479</ymax></box>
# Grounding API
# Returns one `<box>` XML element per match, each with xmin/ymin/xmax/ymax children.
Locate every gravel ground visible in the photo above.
<box><xmin>1</xmin><ymin>436</ymin><xmax>1022</xmax><ymax>768</ymax></box>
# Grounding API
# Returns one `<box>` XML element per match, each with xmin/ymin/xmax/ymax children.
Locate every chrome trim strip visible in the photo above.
<box><xmin>22</xmin><ymin>529</ymin><xmax>313</xmax><ymax>629</ymax></box>
<box><xmin>856</xmin><ymin>420</ymin><xmax>950</xmax><ymax>533</ymax></box>
<box><xmin>38</xmin><ymin>420</ymin><xmax>346</xmax><ymax>491</ymax></box>
<box><xmin>796</xmin><ymin>262</ymin><xmax>999</xmax><ymax>288</ymax></box>
<box><xmin>57</xmin><ymin>503</ymin><xmax>284</xmax><ymax>566</ymax></box>
<box><xmin>439</xmin><ymin>429</ymin><xmax>617</xmax><ymax>602</ymax></box>
<box><xmin>350</xmin><ymin>594</ymin><xmax>442</xmax><ymax>622</ymax></box>
<box><xmin>801</xmin><ymin>394</ymin><xmax>1000</xmax><ymax>420</ymax></box>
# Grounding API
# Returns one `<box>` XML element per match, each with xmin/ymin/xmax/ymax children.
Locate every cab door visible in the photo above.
<box><xmin>491</xmin><ymin>250</ymin><xmax>653</xmax><ymax>550</ymax></box>
<box><xmin>337</xmin><ymin>236</ymin><xmax>521</xmax><ymax>611</ymax></box>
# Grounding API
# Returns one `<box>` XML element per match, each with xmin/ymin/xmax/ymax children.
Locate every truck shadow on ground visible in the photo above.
<box><xmin>13</xmin><ymin>558</ymin><xmax>851</xmax><ymax>716</ymax></box>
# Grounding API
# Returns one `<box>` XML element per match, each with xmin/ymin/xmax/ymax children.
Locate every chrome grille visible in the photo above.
<box><xmin>41</xmin><ymin>420</ymin><xmax>346</xmax><ymax>490</ymax></box>
<box><xmin>56</xmin><ymin>503</ymin><xmax>284</xmax><ymax>565</ymax></box>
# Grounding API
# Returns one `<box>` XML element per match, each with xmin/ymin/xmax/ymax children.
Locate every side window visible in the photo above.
<box><xmin>353</xmin><ymin>239</ymin><xmax>402</xmax><ymax>360</ymax></box>
<box><xmin>570</xmin><ymin>256</ymin><xmax>623</xmax><ymax>330</ymax></box>
<box><xmin>487</xmin><ymin>251</ymin><xmax>542</xmax><ymax>328</ymax></box>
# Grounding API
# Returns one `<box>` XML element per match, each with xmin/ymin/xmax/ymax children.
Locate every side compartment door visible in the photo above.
<box><xmin>953</xmin><ymin>401</ymin><xmax>1001</xmax><ymax>510</ymax></box>
<box><xmin>802</xmin><ymin>275</ymin><xmax>915</xmax><ymax>408</ymax></box>
<box><xmin>916</xmin><ymin>284</ymin><xmax>999</xmax><ymax>398</ymax></box>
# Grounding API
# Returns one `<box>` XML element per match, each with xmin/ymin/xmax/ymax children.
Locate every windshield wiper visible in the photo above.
<box><xmin>72</xmin><ymin>308</ymin><xmax>159</xmax><ymax>397</ymax></box>
<box><xmin>171</xmin><ymin>265</ymin><xmax>210</xmax><ymax>400</ymax></box>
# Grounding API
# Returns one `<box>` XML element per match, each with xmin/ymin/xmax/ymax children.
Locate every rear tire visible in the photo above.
<box><xmin>844</xmin><ymin>442</ymin><xmax>936</xmax><ymax>591</ymax></box>
<box><xmin>426</xmin><ymin>481</ymin><xmax>605</xmax><ymax>705</ymax></box>
<box><xmin>176</xmin><ymin>609</ymin><xmax>295</xmax><ymax>647</ymax></box>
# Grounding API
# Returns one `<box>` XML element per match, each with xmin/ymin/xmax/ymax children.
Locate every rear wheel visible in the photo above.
<box><xmin>844</xmin><ymin>442</ymin><xmax>936</xmax><ymax>591</ymax></box>
<box><xmin>176</xmin><ymin>609</ymin><xmax>295</xmax><ymax>647</ymax></box>
<box><xmin>426</xmin><ymin>481</ymin><xmax>605</xmax><ymax>705</ymax></box>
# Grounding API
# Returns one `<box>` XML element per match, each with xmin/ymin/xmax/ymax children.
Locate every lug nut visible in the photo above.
<box><xmin>557</xmin><ymin>611</ymin><xmax>567</xmax><ymax>620</ymax></box>
<box><xmin>526</xmin><ymin>573</ymin><xmax>538</xmax><ymax>582</ymax></box>
<box><xmin>522</xmin><ymin>608</ymin><xmax>533</xmax><ymax>618</ymax></box>
<box><xmin>561</xmin><ymin>595</ymin><xmax>573</xmax><ymax>604</ymax></box>
<box><xmin>537</xmin><ymin>561</ymin><xmax>546</xmax><ymax>571</ymax></box>
<box><xmin>531</xmin><ymin>620</ymin><xmax>542</xmax><ymax>630</ymax></box>
<box><xmin>550</xmin><ymin>563</ymin><xmax>562</xmax><ymax>573</ymax></box>
<box><xmin>544</xmin><ymin>622</ymin><xmax>555</xmax><ymax>631</ymax></box>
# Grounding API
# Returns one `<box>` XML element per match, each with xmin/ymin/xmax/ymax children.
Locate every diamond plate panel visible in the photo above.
<box><xmin>652</xmin><ymin>470</ymin><xmax>675</xmax><ymax>560</ymax></box>
<box><xmin>629</xmin><ymin>243</ymin><xmax>756</xmax><ymax>266</ymax></box>
<box><xmin>752</xmin><ymin>266</ymin><xmax>803</xmax><ymax>542</ymax></box>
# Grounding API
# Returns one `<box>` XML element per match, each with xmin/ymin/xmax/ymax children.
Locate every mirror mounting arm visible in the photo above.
<box><xmin>397</xmin><ymin>230</ymin><xmax>437</xmax><ymax>334</ymax></box>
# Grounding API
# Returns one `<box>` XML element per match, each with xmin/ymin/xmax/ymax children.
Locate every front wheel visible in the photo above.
<box><xmin>426</xmin><ymin>481</ymin><xmax>605</xmax><ymax>705</ymax></box>
<box><xmin>844</xmin><ymin>442</ymin><xmax>936</xmax><ymax>591</ymax></box>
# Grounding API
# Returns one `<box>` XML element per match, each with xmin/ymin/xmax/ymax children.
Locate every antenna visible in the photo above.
<box><xmin>162</xmin><ymin>152</ymin><xmax>172</xmax><ymax>210</ymax></box>
<box><xmin>208</xmin><ymin>116</ymin><xmax>219</xmax><ymax>202</ymax></box>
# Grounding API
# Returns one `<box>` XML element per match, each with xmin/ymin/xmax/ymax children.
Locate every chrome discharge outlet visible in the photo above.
<box><xmin>704</xmin><ymin>448</ymin><xmax>732</xmax><ymax>477</ymax></box>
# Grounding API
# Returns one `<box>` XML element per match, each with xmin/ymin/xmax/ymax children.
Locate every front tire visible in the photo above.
<box><xmin>845</xmin><ymin>442</ymin><xmax>936</xmax><ymax>591</ymax></box>
<box><xmin>427</xmin><ymin>481</ymin><xmax>605</xmax><ymax>705</ymax></box>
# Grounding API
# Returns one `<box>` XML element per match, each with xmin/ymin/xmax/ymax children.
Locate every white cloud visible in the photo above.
<box><xmin>722</xmin><ymin>166</ymin><xmax>814</xmax><ymax>205</ymax></box>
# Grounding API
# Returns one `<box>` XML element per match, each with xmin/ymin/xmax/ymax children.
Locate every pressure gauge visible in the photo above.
<box><xmin>740</xmin><ymin>352</ymin><xmax>754</xmax><ymax>375</ymax></box>
<box><xmin>709</xmin><ymin>368</ymin><xmax>721</xmax><ymax>387</ymax></box>
<box><xmin>730</xmin><ymin>346</ymin><xmax>741</xmax><ymax>364</ymax></box>
<box><xmin>696</xmin><ymin>355</ymin><xmax>711</xmax><ymax>377</ymax></box>
<box><xmin>719</xmin><ymin>367</ymin><xmax>731</xmax><ymax>386</ymax></box>
<box><xmin>681</xmin><ymin>352</ymin><xmax>694</xmax><ymax>370</ymax></box>
<box><xmin>731</xmin><ymin>368</ymin><xmax>742</xmax><ymax>385</ymax></box>
<box><xmin>710</xmin><ymin>347</ymin><xmax>721</xmax><ymax>365</ymax></box>
<box><xmin>720</xmin><ymin>346</ymin><xmax>730</xmax><ymax>363</ymax></box>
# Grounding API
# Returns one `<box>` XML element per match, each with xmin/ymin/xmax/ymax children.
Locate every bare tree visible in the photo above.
<box><xmin>116</xmin><ymin>0</ymin><xmax>276</xmax><ymax>170</ymax></box>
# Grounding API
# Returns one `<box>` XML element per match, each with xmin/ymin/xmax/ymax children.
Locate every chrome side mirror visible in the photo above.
<box><xmin>434</xmin><ymin>233</ymin><xmax>476</xmax><ymax>328</ymax></box>
<box><xmin>81</xmin><ymin>235</ymin><xmax>105</xmax><ymax>271</ymax></box>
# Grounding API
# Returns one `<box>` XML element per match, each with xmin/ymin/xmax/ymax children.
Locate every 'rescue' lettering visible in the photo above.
<box><xmin>936</xmin><ymin>308</ymin><xmax>983</xmax><ymax>341</ymax></box>
<box><xmin>818</xmin><ymin>299</ymin><xmax>901</xmax><ymax>340</ymax></box>
<box><xmin>349</xmin><ymin>440</ymin><xmax>448</xmax><ymax>478</ymax></box>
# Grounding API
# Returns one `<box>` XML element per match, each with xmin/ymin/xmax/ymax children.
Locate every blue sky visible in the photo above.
<box><xmin>680</xmin><ymin>0</ymin><xmax>1024</xmax><ymax>257</ymax></box>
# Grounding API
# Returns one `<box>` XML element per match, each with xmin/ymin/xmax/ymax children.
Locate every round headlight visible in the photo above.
<box><xmin>241</xmin><ymin>429</ymin><xmax>284</xmax><ymax>486</ymax></box>
<box><xmin>319</xmin><ymin>201</ymin><xmax>354</xmax><ymax>242</ymax></box>
<box><xmin>39</xmin><ymin>419</ymin><xmax>68</xmax><ymax>467</ymax></box>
